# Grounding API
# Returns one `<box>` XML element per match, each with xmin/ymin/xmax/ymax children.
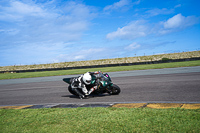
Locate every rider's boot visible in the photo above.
<box><xmin>107</xmin><ymin>89</ymin><xmax>112</xmax><ymax>95</ymax></box>
<box><xmin>73</xmin><ymin>88</ymin><xmax>85</xmax><ymax>99</ymax></box>
<box><xmin>79</xmin><ymin>95</ymin><xmax>85</xmax><ymax>99</ymax></box>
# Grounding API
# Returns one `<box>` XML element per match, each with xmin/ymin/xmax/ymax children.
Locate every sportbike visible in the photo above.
<box><xmin>63</xmin><ymin>72</ymin><xmax>121</xmax><ymax>97</ymax></box>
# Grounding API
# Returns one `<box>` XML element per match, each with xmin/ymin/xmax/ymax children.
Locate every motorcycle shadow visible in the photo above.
<box><xmin>62</xmin><ymin>94</ymin><xmax>111</xmax><ymax>99</ymax></box>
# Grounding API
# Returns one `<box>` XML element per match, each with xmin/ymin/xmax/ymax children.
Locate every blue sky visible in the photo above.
<box><xmin>0</xmin><ymin>0</ymin><xmax>200</xmax><ymax>66</ymax></box>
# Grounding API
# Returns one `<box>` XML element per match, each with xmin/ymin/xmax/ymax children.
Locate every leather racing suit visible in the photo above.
<box><xmin>70</xmin><ymin>71</ymin><xmax>101</xmax><ymax>99</ymax></box>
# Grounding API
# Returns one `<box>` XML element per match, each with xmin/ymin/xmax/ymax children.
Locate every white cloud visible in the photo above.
<box><xmin>107</xmin><ymin>14</ymin><xmax>199</xmax><ymax>40</ymax></box>
<box><xmin>0</xmin><ymin>41</ymin><xmax>73</xmax><ymax>65</ymax></box>
<box><xmin>106</xmin><ymin>20</ymin><xmax>150</xmax><ymax>40</ymax></box>
<box><xmin>144</xmin><ymin>4</ymin><xmax>181</xmax><ymax>17</ymax></box>
<box><xmin>174</xmin><ymin>4</ymin><xmax>181</xmax><ymax>8</ymax></box>
<box><xmin>55</xmin><ymin>48</ymin><xmax>105</xmax><ymax>62</ymax></box>
<box><xmin>164</xmin><ymin>14</ymin><xmax>184</xmax><ymax>29</ymax></box>
<box><xmin>0</xmin><ymin>1</ymin><xmax>48</xmax><ymax>21</ymax></box>
<box><xmin>104</xmin><ymin>0</ymin><xmax>130</xmax><ymax>11</ymax></box>
<box><xmin>145</xmin><ymin>8</ymin><xmax>174</xmax><ymax>17</ymax></box>
<box><xmin>0</xmin><ymin>0</ymin><xmax>97</xmax><ymax>65</ymax></box>
<box><xmin>124</xmin><ymin>42</ymin><xmax>141</xmax><ymax>50</ymax></box>
<box><xmin>0</xmin><ymin>0</ymin><xmax>95</xmax><ymax>42</ymax></box>
<box><xmin>160</xmin><ymin>13</ymin><xmax>199</xmax><ymax>34</ymax></box>
<box><xmin>133</xmin><ymin>0</ymin><xmax>141</xmax><ymax>5</ymax></box>
<box><xmin>9</xmin><ymin>1</ymin><xmax>44</xmax><ymax>16</ymax></box>
<box><xmin>104</xmin><ymin>0</ymin><xmax>140</xmax><ymax>11</ymax></box>
<box><xmin>164</xmin><ymin>13</ymin><xmax>198</xmax><ymax>29</ymax></box>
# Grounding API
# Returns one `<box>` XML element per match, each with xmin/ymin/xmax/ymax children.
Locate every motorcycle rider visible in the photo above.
<box><xmin>70</xmin><ymin>71</ymin><xmax>101</xmax><ymax>99</ymax></box>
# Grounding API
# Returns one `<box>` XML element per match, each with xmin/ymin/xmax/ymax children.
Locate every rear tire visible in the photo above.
<box><xmin>68</xmin><ymin>86</ymin><xmax>78</xmax><ymax>96</ymax></box>
<box><xmin>111</xmin><ymin>84</ymin><xmax>121</xmax><ymax>95</ymax></box>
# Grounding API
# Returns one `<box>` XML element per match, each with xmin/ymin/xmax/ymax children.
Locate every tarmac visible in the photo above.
<box><xmin>1</xmin><ymin>66</ymin><xmax>200</xmax><ymax>110</ymax></box>
<box><xmin>1</xmin><ymin>103</ymin><xmax>200</xmax><ymax>109</ymax></box>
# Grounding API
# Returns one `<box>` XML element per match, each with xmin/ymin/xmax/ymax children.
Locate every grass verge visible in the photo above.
<box><xmin>0</xmin><ymin>60</ymin><xmax>200</xmax><ymax>80</ymax></box>
<box><xmin>1</xmin><ymin>108</ymin><xmax>200</xmax><ymax>133</ymax></box>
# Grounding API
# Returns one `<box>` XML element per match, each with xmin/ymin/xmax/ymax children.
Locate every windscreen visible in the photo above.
<box><xmin>97</xmin><ymin>72</ymin><xmax>110</xmax><ymax>81</ymax></box>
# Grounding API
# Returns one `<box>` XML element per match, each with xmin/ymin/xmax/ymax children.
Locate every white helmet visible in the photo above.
<box><xmin>82</xmin><ymin>72</ymin><xmax>92</xmax><ymax>85</ymax></box>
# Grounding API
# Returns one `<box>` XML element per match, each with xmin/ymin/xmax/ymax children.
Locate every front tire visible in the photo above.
<box><xmin>111</xmin><ymin>84</ymin><xmax>121</xmax><ymax>95</ymax></box>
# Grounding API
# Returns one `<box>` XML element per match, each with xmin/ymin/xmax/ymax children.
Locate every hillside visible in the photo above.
<box><xmin>1</xmin><ymin>51</ymin><xmax>200</xmax><ymax>72</ymax></box>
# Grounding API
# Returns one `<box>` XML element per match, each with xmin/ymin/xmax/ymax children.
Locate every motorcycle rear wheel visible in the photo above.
<box><xmin>68</xmin><ymin>86</ymin><xmax>79</xmax><ymax>96</ymax></box>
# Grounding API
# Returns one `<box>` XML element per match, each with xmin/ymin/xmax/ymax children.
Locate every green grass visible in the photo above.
<box><xmin>0</xmin><ymin>108</ymin><xmax>200</xmax><ymax>133</ymax></box>
<box><xmin>0</xmin><ymin>60</ymin><xmax>200</xmax><ymax>80</ymax></box>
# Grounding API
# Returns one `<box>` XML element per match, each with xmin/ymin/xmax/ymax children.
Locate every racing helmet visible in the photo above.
<box><xmin>82</xmin><ymin>72</ymin><xmax>92</xmax><ymax>85</ymax></box>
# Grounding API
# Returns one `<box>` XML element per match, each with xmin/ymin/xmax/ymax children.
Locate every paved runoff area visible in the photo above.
<box><xmin>1</xmin><ymin>103</ymin><xmax>200</xmax><ymax>109</ymax></box>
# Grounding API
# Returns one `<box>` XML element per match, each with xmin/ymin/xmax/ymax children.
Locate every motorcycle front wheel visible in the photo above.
<box><xmin>111</xmin><ymin>84</ymin><xmax>121</xmax><ymax>95</ymax></box>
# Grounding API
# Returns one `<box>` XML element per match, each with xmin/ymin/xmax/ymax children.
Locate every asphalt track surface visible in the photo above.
<box><xmin>0</xmin><ymin>66</ymin><xmax>200</xmax><ymax>106</ymax></box>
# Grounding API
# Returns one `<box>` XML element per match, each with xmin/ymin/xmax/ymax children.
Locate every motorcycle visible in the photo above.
<box><xmin>63</xmin><ymin>72</ymin><xmax>121</xmax><ymax>97</ymax></box>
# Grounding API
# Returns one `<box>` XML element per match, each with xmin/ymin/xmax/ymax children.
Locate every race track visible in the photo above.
<box><xmin>0</xmin><ymin>66</ymin><xmax>200</xmax><ymax>106</ymax></box>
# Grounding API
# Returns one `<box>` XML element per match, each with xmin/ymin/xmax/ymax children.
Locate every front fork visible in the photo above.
<box><xmin>106</xmin><ymin>83</ymin><xmax>113</xmax><ymax>94</ymax></box>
